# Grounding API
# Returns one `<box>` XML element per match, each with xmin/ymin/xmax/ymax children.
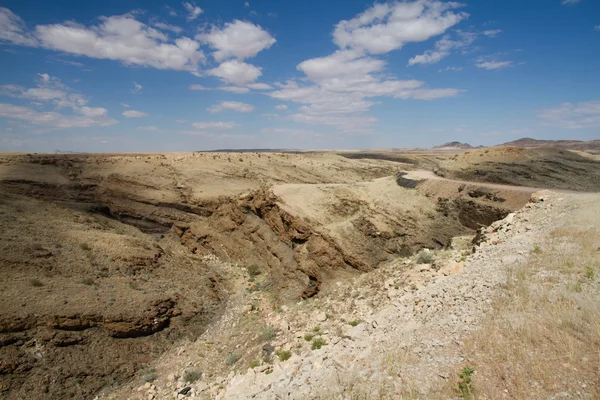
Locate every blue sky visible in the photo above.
<box><xmin>0</xmin><ymin>0</ymin><xmax>599</xmax><ymax>152</ymax></box>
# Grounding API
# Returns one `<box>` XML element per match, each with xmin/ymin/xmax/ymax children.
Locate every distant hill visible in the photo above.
<box><xmin>501</xmin><ymin>138</ymin><xmax>600</xmax><ymax>154</ymax></box>
<box><xmin>433</xmin><ymin>141</ymin><xmax>474</xmax><ymax>150</ymax></box>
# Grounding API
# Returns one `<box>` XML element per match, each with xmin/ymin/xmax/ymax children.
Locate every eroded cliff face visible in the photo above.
<box><xmin>0</xmin><ymin>153</ymin><xmax>521</xmax><ymax>399</ymax></box>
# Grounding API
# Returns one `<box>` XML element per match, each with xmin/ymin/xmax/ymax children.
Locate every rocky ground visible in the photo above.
<box><xmin>1</xmin><ymin>150</ymin><xmax>598</xmax><ymax>399</ymax></box>
<box><xmin>105</xmin><ymin>189</ymin><xmax>600</xmax><ymax>400</ymax></box>
<box><xmin>435</xmin><ymin>147</ymin><xmax>600</xmax><ymax>191</ymax></box>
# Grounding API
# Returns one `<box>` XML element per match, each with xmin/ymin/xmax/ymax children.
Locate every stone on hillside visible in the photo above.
<box><xmin>315</xmin><ymin>312</ymin><xmax>327</xmax><ymax>322</ymax></box>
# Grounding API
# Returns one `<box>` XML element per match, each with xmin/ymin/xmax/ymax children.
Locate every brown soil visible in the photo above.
<box><xmin>0</xmin><ymin>152</ymin><xmax>525</xmax><ymax>399</ymax></box>
<box><xmin>436</xmin><ymin>147</ymin><xmax>600</xmax><ymax>191</ymax></box>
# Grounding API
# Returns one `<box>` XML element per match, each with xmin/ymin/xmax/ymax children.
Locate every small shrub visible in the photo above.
<box><xmin>265</xmin><ymin>369</ymin><xmax>273</xmax><ymax>375</ymax></box>
<box><xmin>141</xmin><ymin>368</ymin><xmax>157</xmax><ymax>383</ymax></box>
<box><xmin>585</xmin><ymin>265</ymin><xmax>595</xmax><ymax>280</ymax></box>
<box><xmin>81</xmin><ymin>278</ymin><xmax>95</xmax><ymax>286</ymax></box>
<box><xmin>80</xmin><ymin>243</ymin><xmax>91</xmax><ymax>251</ymax></box>
<box><xmin>457</xmin><ymin>366</ymin><xmax>475</xmax><ymax>399</ymax></box>
<box><xmin>249</xmin><ymin>360</ymin><xmax>260</xmax><ymax>369</ymax></box>
<box><xmin>260</xmin><ymin>326</ymin><xmax>277</xmax><ymax>342</ymax></box>
<box><xmin>303</xmin><ymin>333</ymin><xmax>314</xmax><ymax>341</ymax></box>
<box><xmin>311</xmin><ymin>338</ymin><xmax>326</xmax><ymax>350</ymax></box>
<box><xmin>29</xmin><ymin>279</ymin><xmax>43</xmax><ymax>287</ymax></box>
<box><xmin>312</xmin><ymin>325</ymin><xmax>321</xmax><ymax>333</ymax></box>
<box><xmin>276</xmin><ymin>350</ymin><xmax>292</xmax><ymax>361</ymax></box>
<box><xmin>247</xmin><ymin>265</ymin><xmax>261</xmax><ymax>277</ymax></box>
<box><xmin>263</xmin><ymin>343</ymin><xmax>274</xmax><ymax>360</ymax></box>
<box><xmin>416</xmin><ymin>250</ymin><xmax>433</xmax><ymax>264</ymax></box>
<box><xmin>532</xmin><ymin>245</ymin><xmax>542</xmax><ymax>254</ymax></box>
<box><xmin>226</xmin><ymin>352</ymin><xmax>241</xmax><ymax>366</ymax></box>
<box><xmin>348</xmin><ymin>320</ymin><xmax>361</xmax><ymax>327</ymax></box>
<box><xmin>183</xmin><ymin>369</ymin><xmax>201</xmax><ymax>383</ymax></box>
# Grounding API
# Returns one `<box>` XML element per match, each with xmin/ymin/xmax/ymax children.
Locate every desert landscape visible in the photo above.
<box><xmin>0</xmin><ymin>143</ymin><xmax>599</xmax><ymax>399</ymax></box>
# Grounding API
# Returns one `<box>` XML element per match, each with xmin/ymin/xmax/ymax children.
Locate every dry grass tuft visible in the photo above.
<box><xmin>466</xmin><ymin>226</ymin><xmax>600</xmax><ymax>399</ymax></box>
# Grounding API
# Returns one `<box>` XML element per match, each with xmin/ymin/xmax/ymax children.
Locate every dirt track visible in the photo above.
<box><xmin>405</xmin><ymin>169</ymin><xmax>577</xmax><ymax>193</ymax></box>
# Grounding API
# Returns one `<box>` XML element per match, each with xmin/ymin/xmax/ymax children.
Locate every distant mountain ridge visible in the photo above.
<box><xmin>432</xmin><ymin>141</ymin><xmax>474</xmax><ymax>149</ymax></box>
<box><xmin>501</xmin><ymin>138</ymin><xmax>600</xmax><ymax>154</ymax></box>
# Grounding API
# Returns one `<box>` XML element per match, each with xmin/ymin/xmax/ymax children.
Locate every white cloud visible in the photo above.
<box><xmin>198</xmin><ymin>20</ymin><xmax>276</xmax><ymax>61</ymax></box>
<box><xmin>561</xmin><ymin>0</ymin><xmax>581</xmax><ymax>5</ymax></box>
<box><xmin>183</xmin><ymin>2</ymin><xmax>203</xmax><ymax>21</ymax></box>
<box><xmin>208</xmin><ymin>60</ymin><xmax>262</xmax><ymax>86</ymax></box>
<box><xmin>154</xmin><ymin>22</ymin><xmax>183</xmax><ymax>34</ymax></box>
<box><xmin>475</xmin><ymin>59</ymin><xmax>513</xmax><ymax>70</ymax></box>
<box><xmin>247</xmin><ymin>83</ymin><xmax>272</xmax><ymax>90</ymax></box>
<box><xmin>298</xmin><ymin>50</ymin><xmax>386</xmax><ymax>80</ymax></box>
<box><xmin>441</xmin><ymin>66</ymin><xmax>463</xmax><ymax>72</ymax></box>
<box><xmin>121</xmin><ymin>103</ymin><xmax>131</xmax><ymax>108</ymax></box>
<box><xmin>538</xmin><ymin>100</ymin><xmax>600</xmax><ymax>129</ymax></box>
<box><xmin>245</xmin><ymin>2</ymin><xmax>250</xmax><ymax>7</ymax></box>
<box><xmin>275</xmin><ymin>104</ymin><xmax>288</xmax><ymax>110</ymax></box>
<box><xmin>0</xmin><ymin>103</ymin><xmax>116</xmax><ymax>128</ymax></box>
<box><xmin>333</xmin><ymin>1</ymin><xmax>468</xmax><ymax>55</ymax></box>
<box><xmin>409</xmin><ymin>51</ymin><xmax>447</xmax><ymax>66</ymax></box>
<box><xmin>408</xmin><ymin>31</ymin><xmax>478</xmax><ymax>66</ymax></box>
<box><xmin>218</xmin><ymin>86</ymin><xmax>250</xmax><ymax>93</ymax></box>
<box><xmin>0</xmin><ymin>7</ymin><xmax>38</xmax><ymax>46</ymax></box>
<box><xmin>269</xmin><ymin>60</ymin><xmax>462</xmax><ymax>132</ymax></box>
<box><xmin>31</xmin><ymin>14</ymin><xmax>205</xmax><ymax>72</ymax></box>
<box><xmin>189</xmin><ymin>84</ymin><xmax>209</xmax><ymax>90</ymax></box>
<box><xmin>0</xmin><ymin>73</ymin><xmax>86</xmax><ymax>109</ymax></box>
<box><xmin>132</xmin><ymin>81</ymin><xmax>142</xmax><ymax>93</ymax></box>
<box><xmin>595</xmin><ymin>25</ymin><xmax>600</xmax><ymax>31</ymax></box>
<box><xmin>483</xmin><ymin>29</ymin><xmax>502</xmax><ymax>37</ymax></box>
<box><xmin>137</xmin><ymin>126</ymin><xmax>158</xmax><ymax>131</ymax></box>
<box><xmin>122</xmin><ymin>110</ymin><xmax>148</xmax><ymax>118</ymax></box>
<box><xmin>265</xmin><ymin>1</ymin><xmax>466</xmax><ymax>133</ymax></box>
<box><xmin>192</xmin><ymin>121</ymin><xmax>236</xmax><ymax>129</ymax></box>
<box><xmin>207</xmin><ymin>101</ymin><xmax>254</xmax><ymax>113</ymax></box>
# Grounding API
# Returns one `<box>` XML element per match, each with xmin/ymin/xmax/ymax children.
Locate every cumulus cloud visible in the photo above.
<box><xmin>207</xmin><ymin>101</ymin><xmax>254</xmax><ymax>113</ymax></box>
<box><xmin>0</xmin><ymin>103</ymin><xmax>116</xmax><ymax>128</ymax></box>
<box><xmin>266</xmin><ymin>1</ymin><xmax>464</xmax><ymax>133</ymax></box>
<box><xmin>538</xmin><ymin>100</ymin><xmax>600</xmax><ymax>129</ymax></box>
<box><xmin>121</xmin><ymin>103</ymin><xmax>131</xmax><ymax>108</ymax></box>
<box><xmin>275</xmin><ymin>104</ymin><xmax>288</xmax><ymax>110</ymax></box>
<box><xmin>198</xmin><ymin>20</ymin><xmax>276</xmax><ymax>61</ymax></box>
<box><xmin>154</xmin><ymin>22</ymin><xmax>183</xmax><ymax>34</ymax></box>
<box><xmin>183</xmin><ymin>2</ymin><xmax>203</xmax><ymax>21</ymax></box>
<box><xmin>475</xmin><ymin>58</ymin><xmax>513</xmax><ymax>70</ymax></box>
<box><xmin>561</xmin><ymin>0</ymin><xmax>581</xmax><ymax>5</ymax></box>
<box><xmin>132</xmin><ymin>81</ymin><xmax>142</xmax><ymax>93</ymax></box>
<box><xmin>409</xmin><ymin>31</ymin><xmax>478</xmax><ymax>66</ymax></box>
<box><xmin>122</xmin><ymin>110</ymin><xmax>148</xmax><ymax>118</ymax></box>
<box><xmin>0</xmin><ymin>9</ymin><xmax>206</xmax><ymax>73</ymax></box>
<box><xmin>208</xmin><ymin>60</ymin><xmax>262</xmax><ymax>86</ymax></box>
<box><xmin>247</xmin><ymin>83</ymin><xmax>272</xmax><ymax>90</ymax></box>
<box><xmin>333</xmin><ymin>1</ymin><xmax>468</xmax><ymax>55</ymax></box>
<box><xmin>189</xmin><ymin>84</ymin><xmax>209</xmax><ymax>90</ymax></box>
<box><xmin>483</xmin><ymin>29</ymin><xmax>502</xmax><ymax>37</ymax></box>
<box><xmin>0</xmin><ymin>7</ymin><xmax>38</xmax><ymax>46</ymax></box>
<box><xmin>192</xmin><ymin>121</ymin><xmax>236</xmax><ymax>129</ymax></box>
<box><xmin>595</xmin><ymin>25</ymin><xmax>600</xmax><ymax>31</ymax></box>
<box><xmin>1</xmin><ymin>73</ymin><xmax>86</xmax><ymax>109</ymax></box>
<box><xmin>218</xmin><ymin>86</ymin><xmax>250</xmax><ymax>93</ymax></box>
